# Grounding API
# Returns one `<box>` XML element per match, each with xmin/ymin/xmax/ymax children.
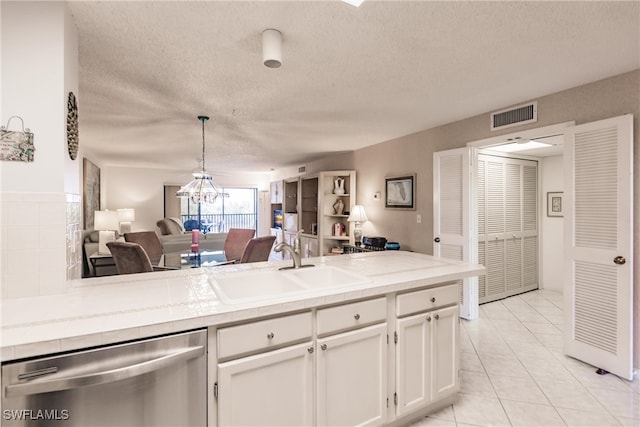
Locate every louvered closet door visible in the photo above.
<box><xmin>433</xmin><ymin>148</ymin><xmax>478</xmax><ymax>320</ymax></box>
<box><xmin>477</xmin><ymin>155</ymin><xmax>538</xmax><ymax>304</ymax></box>
<box><xmin>563</xmin><ymin>115</ymin><xmax>633</xmax><ymax>380</ymax></box>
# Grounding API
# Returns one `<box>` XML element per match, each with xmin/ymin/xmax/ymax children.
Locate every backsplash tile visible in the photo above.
<box><xmin>1</xmin><ymin>191</ymin><xmax>80</xmax><ymax>298</ymax></box>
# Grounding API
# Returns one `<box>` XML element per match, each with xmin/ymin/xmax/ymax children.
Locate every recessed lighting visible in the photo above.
<box><xmin>489</xmin><ymin>140</ymin><xmax>552</xmax><ymax>153</ymax></box>
<box><xmin>342</xmin><ymin>0</ymin><xmax>365</xmax><ymax>7</ymax></box>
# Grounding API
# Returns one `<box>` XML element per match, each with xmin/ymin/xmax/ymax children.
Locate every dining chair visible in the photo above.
<box><xmin>238</xmin><ymin>236</ymin><xmax>277</xmax><ymax>264</ymax></box>
<box><xmin>223</xmin><ymin>228</ymin><xmax>256</xmax><ymax>263</ymax></box>
<box><xmin>124</xmin><ymin>231</ymin><xmax>164</xmax><ymax>265</ymax></box>
<box><xmin>106</xmin><ymin>241</ymin><xmax>154</xmax><ymax>275</ymax></box>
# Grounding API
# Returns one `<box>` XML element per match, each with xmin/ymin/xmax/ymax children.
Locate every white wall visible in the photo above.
<box><xmin>1</xmin><ymin>2</ymin><xmax>81</xmax><ymax>298</ymax></box>
<box><xmin>541</xmin><ymin>156</ymin><xmax>564</xmax><ymax>291</ymax></box>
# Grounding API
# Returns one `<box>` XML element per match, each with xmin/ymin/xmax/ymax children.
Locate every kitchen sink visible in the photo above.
<box><xmin>286</xmin><ymin>265</ymin><xmax>370</xmax><ymax>288</ymax></box>
<box><xmin>210</xmin><ymin>270</ymin><xmax>307</xmax><ymax>304</ymax></box>
<box><xmin>209</xmin><ymin>265</ymin><xmax>370</xmax><ymax>304</ymax></box>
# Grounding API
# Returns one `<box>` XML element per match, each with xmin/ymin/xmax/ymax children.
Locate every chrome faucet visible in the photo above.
<box><xmin>275</xmin><ymin>230</ymin><xmax>313</xmax><ymax>270</ymax></box>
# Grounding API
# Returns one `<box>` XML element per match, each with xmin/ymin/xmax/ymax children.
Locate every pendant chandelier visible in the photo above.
<box><xmin>176</xmin><ymin>115</ymin><xmax>223</xmax><ymax>204</ymax></box>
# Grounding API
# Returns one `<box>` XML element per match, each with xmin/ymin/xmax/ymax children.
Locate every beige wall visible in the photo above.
<box><xmin>330</xmin><ymin>69</ymin><xmax>639</xmax><ymax>370</ymax></box>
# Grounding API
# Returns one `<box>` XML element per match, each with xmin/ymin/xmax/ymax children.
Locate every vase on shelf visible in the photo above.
<box><xmin>333</xmin><ymin>177</ymin><xmax>345</xmax><ymax>195</ymax></box>
<box><xmin>333</xmin><ymin>199</ymin><xmax>344</xmax><ymax>215</ymax></box>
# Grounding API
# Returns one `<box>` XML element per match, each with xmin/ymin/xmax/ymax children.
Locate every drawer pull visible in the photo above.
<box><xmin>354</xmin><ymin>313</ymin><xmax>361</xmax><ymax>320</ymax></box>
<box><xmin>307</xmin><ymin>346</ymin><xmax>314</xmax><ymax>354</ymax></box>
<box><xmin>430</xmin><ymin>297</ymin><xmax>436</xmax><ymax>303</ymax></box>
<box><xmin>426</xmin><ymin>316</ymin><xmax>432</xmax><ymax>322</ymax></box>
<box><xmin>321</xmin><ymin>344</ymin><xmax>328</xmax><ymax>351</ymax></box>
<box><xmin>267</xmin><ymin>332</ymin><xmax>275</xmax><ymax>340</ymax></box>
<box><xmin>434</xmin><ymin>314</ymin><xmax>440</xmax><ymax>320</ymax></box>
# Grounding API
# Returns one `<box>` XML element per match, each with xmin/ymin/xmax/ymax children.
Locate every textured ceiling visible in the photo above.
<box><xmin>68</xmin><ymin>0</ymin><xmax>640</xmax><ymax>174</ymax></box>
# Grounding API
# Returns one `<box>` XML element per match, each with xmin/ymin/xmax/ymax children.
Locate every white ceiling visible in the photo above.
<box><xmin>68</xmin><ymin>0</ymin><xmax>640</xmax><ymax>174</ymax></box>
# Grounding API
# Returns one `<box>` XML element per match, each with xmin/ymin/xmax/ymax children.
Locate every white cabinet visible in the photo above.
<box><xmin>316</xmin><ymin>323</ymin><xmax>388</xmax><ymax>426</ymax></box>
<box><xmin>217</xmin><ymin>342</ymin><xmax>314</xmax><ymax>426</ymax></box>
<box><xmin>270</xmin><ymin>179</ymin><xmax>283</xmax><ymax>204</ymax></box>
<box><xmin>216</xmin><ymin>312</ymin><xmax>313</xmax><ymax>426</ymax></box>
<box><xmin>395</xmin><ymin>304</ymin><xmax>459</xmax><ymax>417</ymax></box>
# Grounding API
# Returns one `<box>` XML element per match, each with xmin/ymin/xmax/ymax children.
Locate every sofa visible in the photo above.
<box><xmin>156</xmin><ymin>217</ymin><xmax>227</xmax><ymax>254</ymax></box>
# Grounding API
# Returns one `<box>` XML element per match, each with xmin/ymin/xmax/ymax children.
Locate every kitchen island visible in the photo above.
<box><xmin>1</xmin><ymin>251</ymin><xmax>484</xmax><ymax>426</ymax></box>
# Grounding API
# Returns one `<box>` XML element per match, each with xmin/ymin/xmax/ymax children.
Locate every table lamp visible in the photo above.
<box><xmin>347</xmin><ymin>205</ymin><xmax>368</xmax><ymax>246</ymax></box>
<box><xmin>94</xmin><ymin>210</ymin><xmax>119</xmax><ymax>254</ymax></box>
<box><xmin>117</xmin><ymin>208</ymin><xmax>136</xmax><ymax>234</ymax></box>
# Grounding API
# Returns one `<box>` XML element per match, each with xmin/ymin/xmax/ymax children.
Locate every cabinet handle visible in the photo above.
<box><xmin>321</xmin><ymin>344</ymin><xmax>328</xmax><ymax>351</ymax></box>
<box><xmin>307</xmin><ymin>346</ymin><xmax>314</xmax><ymax>354</ymax></box>
<box><xmin>434</xmin><ymin>314</ymin><xmax>440</xmax><ymax>320</ymax></box>
<box><xmin>426</xmin><ymin>316</ymin><xmax>432</xmax><ymax>322</ymax></box>
<box><xmin>430</xmin><ymin>297</ymin><xmax>436</xmax><ymax>303</ymax></box>
<box><xmin>267</xmin><ymin>332</ymin><xmax>275</xmax><ymax>340</ymax></box>
<box><xmin>354</xmin><ymin>313</ymin><xmax>360</xmax><ymax>320</ymax></box>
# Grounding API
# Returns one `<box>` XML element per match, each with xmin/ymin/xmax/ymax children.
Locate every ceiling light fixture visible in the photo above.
<box><xmin>176</xmin><ymin>116</ymin><xmax>223</xmax><ymax>205</ymax></box>
<box><xmin>489</xmin><ymin>138</ymin><xmax>552</xmax><ymax>153</ymax></box>
<box><xmin>341</xmin><ymin>0</ymin><xmax>365</xmax><ymax>7</ymax></box>
<box><xmin>262</xmin><ymin>29</ymin><xmax>282</xmax><ymax>68</ymax></box>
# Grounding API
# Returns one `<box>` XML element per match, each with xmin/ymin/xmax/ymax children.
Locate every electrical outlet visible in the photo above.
<box><xmin>416</xmin><ymin>214</ymin><xmax>421</xmax><ymax>224</ymax></box>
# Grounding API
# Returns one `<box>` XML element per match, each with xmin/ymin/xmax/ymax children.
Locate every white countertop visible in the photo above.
<box><xmin>1</xmin><ymin>252</ymin><xmax>484</xmax><ymax>362</ymax></box>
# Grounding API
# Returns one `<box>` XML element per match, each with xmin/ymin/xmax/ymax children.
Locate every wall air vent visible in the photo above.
<box><xmin>297</xmin><ymin>165</ymin><xmax>307</xmax><ymax>174</ymax></box>
<box><xmin>490</xmin><ymin>101</ymin><xmax>538</xmax><ymax>131</ymax></box>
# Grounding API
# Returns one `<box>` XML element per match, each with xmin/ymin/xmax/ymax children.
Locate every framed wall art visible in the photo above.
<box><xmin>83</xmin><ymin>158</ymin><xmax>100</xmax><ymax>229</ymax></box>
<box><xmin>385</xmin><ymin>174</ymin><xmax>416</xmax><ymax>209</ymax></box>
<box><xmin>547</xmin><ymin>191</ymin><xmax>563</xmax><ymax>217</ymax></box>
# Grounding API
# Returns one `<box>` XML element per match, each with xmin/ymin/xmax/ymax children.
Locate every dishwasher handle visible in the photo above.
<box><xmin>5</xmin><ymin>345</ymin><xmax>205</xmax><ymax>398</ymax></box>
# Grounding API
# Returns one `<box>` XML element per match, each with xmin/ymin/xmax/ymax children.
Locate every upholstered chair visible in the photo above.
<box><xmin>106</xmin><ymin>241</ymin><xmax>153</xmax><ymax>275</ymax></box>
<box><xmin>124</xmin><ymin>231</ymin><xmax>164</xmax><ymax>265</ymax></box>
<box><xmin>239</xmin><ymin>236</ymin><xmax>277</xmax><ymax>264</ymax></box>
<box><xmin>223</xmin><ymin>228</ymin><xmax>256</xmax><ymax>263</ymax></box>
<box><xmin>156</xmin><ymin>218</ymin><xmax>185</xmax><ymax>236</ymax></box>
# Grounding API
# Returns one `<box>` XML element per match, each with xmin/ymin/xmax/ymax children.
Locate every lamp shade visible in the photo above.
<box><xmin>347</xmin><ymin>205</ymin><xmax>368</xmax><ymax>223</ymax></box>
<box><xmin>117</xmin><ymin>208</ymin><xmax>135</xmax><ymax>222</ymax></box>
<box><xmin>94</xmin><ymin>210</ymin><xmax>119</xmax><ymax>231</ymax></box>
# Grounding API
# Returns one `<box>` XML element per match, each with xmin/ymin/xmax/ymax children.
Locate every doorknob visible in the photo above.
<box><xmin>434</xmin><ymin>237</ymin><xmax>440</xmax><ymax>243</ymax></box>
<box><xmin>613</xmin><ymin>256</ymin><xmax>626</xmax><ymax>265</ymax></box>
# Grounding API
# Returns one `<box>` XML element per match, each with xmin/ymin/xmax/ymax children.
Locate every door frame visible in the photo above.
<box><xmin>466</xmin><ymin>121</ymin><xmax>575</xmax><ymax>294</ymax></box>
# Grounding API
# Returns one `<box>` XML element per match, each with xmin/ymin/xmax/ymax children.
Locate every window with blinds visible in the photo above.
<box><xmin>477</xmin><ymin>155</ymin><xmax>538</xmax><ymax>304</ymax></box>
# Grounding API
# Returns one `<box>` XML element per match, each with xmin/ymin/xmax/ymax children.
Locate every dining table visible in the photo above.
<box><xmin>157</xmin><ymin>250</ymin><xmax>231</xmax><ymax>270</ymax></box>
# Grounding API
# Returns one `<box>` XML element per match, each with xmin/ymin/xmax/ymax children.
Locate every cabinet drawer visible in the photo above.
<box><xmin>218</xmin><ymin>312</ymin><xmax>312</xmax><ymax>359</ymax></box>
<box><xmin>396</xmin><ymin>284</ymin><xmax>458</xmax><ymax>317</ymax></box>
<box><xmin>317</xmin><ymin>297</ymin><xmax>386</xmax><ymax>336</ymax></box>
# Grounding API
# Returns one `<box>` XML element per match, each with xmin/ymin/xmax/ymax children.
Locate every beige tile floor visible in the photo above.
<box><xmin>409</xmin><ymin>289</ymin><xmax>640</xmax><ymax>427</ymax></box>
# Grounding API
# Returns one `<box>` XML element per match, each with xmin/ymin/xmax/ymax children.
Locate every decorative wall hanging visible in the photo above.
<box><xmin>83</xmin><ymin>158</ymin><xmax>101</xmax><ymax>229</ymax></box>
<box><xmin>67</xmin><ymin>92</ymin><xmax>79</xmax><ymax>160</ymax></box>
<box><xmin>0</xmin><ymin>116</ymin><xmax>35</xmax><ymax>162</ymax></box>
<box><xmin>385</xmin><ymin>173</ymin><xmax>416</xmax><ymax>209</ymax></box>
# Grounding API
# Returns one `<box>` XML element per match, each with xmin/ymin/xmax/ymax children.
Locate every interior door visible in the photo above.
<box><xmin>563</xmin><ymin>114</ymin><xmax>634</xmax><ymax>380</ymax></box>
<box><xmin>433</xmin><ymin>148</ymin><xmax>478</xmax><ymax>319</ymax></box>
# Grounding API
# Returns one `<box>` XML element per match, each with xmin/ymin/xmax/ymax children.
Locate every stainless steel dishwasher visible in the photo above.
<box><xmin>2</xmin><ymin>329</ymin><xmax>207</xmax><ymax>427</ymax></box>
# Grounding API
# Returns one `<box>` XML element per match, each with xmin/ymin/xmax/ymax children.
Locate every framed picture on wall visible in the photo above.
<box><xmin>547</xmin><ymin>191</ymin><xmax>563</xmax><ymax>217</ymax></box>
<box><xmin>83</xmin><ymin>158</ymin><xmax>100</xmax><ymax>229</ymax></box>
<box><xmin>385</xmin><ymin>174</ymin><xmax>416</xmax><ymax>209</ymax></box>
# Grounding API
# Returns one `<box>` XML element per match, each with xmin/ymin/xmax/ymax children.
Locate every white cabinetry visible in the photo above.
<box><xmin>316</xmin><ymin>297</ymin><xmax>387</xmax><ymax>426</ymax></box>
<box><xmin>216</xmin><ymin>312</ymin><xmax>313</xmax><ymax>426</ymax></box>
<box><xmin>217</xmin><ymin>343</ymin><xmax>313</xmax><ymax>426</ymax></box>
<box><xmin>317</xmin><ymin>324</ymin><xmax>387</xmax><ymax>426</ymax></box>
<box><xmin>395</xmin><ymin>285</ymin><xmax>459</xmax><ymax>417</ymax></box>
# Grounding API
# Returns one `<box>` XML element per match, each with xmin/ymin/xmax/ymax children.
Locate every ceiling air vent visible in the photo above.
<box><xmin>490</xmin><ymin>101</ymin><xmax>537</xmax><ymax>131</ymax></box>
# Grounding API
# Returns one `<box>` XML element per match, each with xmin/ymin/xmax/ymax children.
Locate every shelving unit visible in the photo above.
<box><xmin>318</xmin><ymin>170</ymin><xmax>356</xmax><ymax>256</ymax></box>
<box><xmin>272</xmin><ymin>170</ymin><xmax>356</xmax><ymax>258</ymax></box>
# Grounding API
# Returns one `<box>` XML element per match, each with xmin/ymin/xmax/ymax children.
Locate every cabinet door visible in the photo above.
<box><xmin>317</xmin><ymin>323</ymin><xmax>387</xmax><ymax>427</ymax></box>
<box><xmin>396</xmin><ymin>312</ymin><xmax>432</xmax><ymax>417</ymax></box>
<box><xmin>300</xmin><ymin>236</ymin><xmax>319</xmax><ymax>258</ymax></box>
<box><xmin>432</xmin><ymin>305</ymin><xmax>459</xmax><ymax>401</ymax></box>
<box><xmin>271</xmin><ymin>180</ymin><xmax>283</xmax><ymax>204</ymax></box>
<box><xmin>217</xmin><ymin>342</ymin><xmax>314</xmax><ymax>426</ymax></box>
